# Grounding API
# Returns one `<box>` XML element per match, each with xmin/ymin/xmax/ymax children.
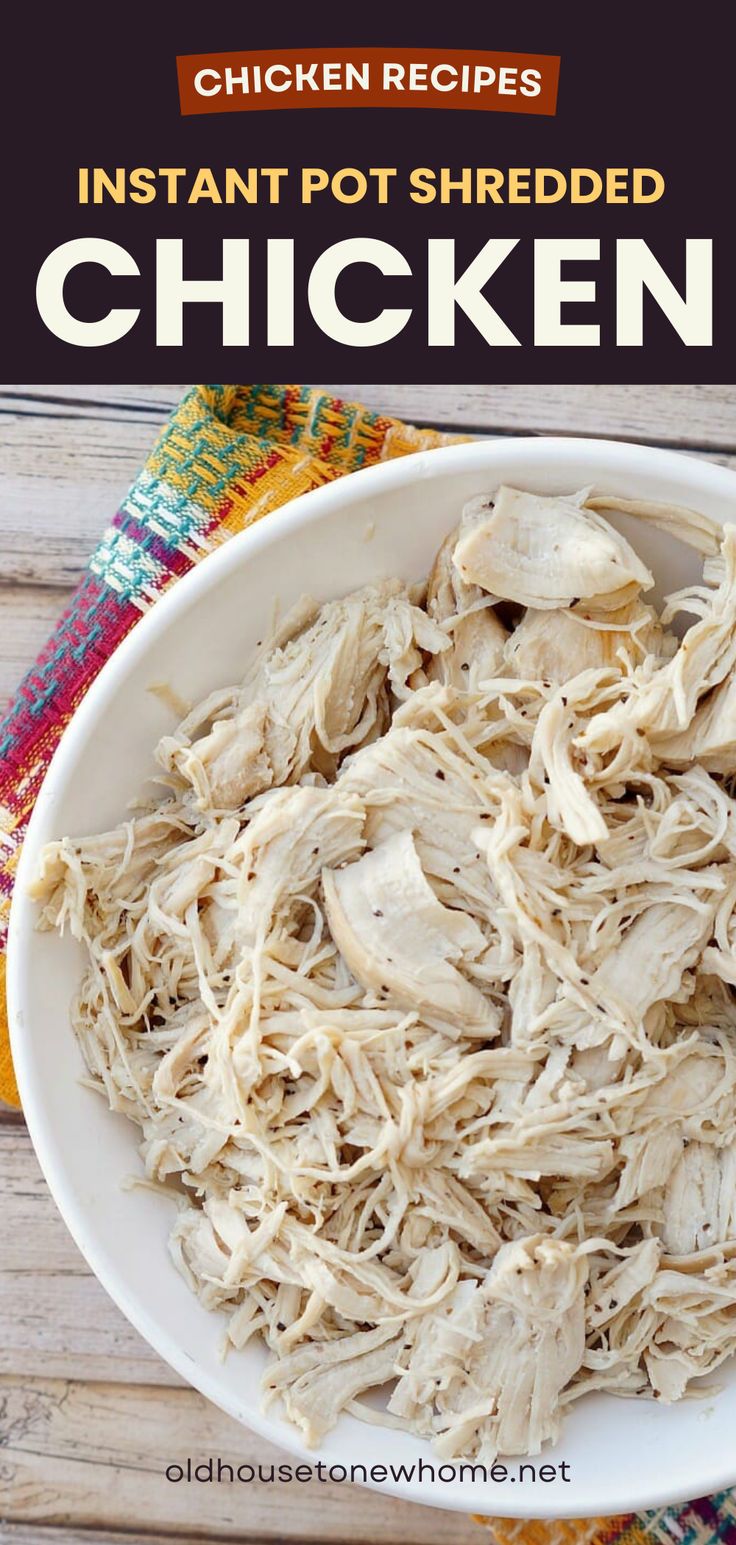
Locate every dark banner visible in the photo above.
<box><xmin>3</xmin><ymin>6</ymin><xmax>732</xmax><ymax>382</ymax></box>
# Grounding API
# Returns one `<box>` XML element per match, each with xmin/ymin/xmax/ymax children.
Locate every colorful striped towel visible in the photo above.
<box><xmin>0</xmin><ymin>383</ymin><xmax>732</xmax><ymax>1545</ymax></box>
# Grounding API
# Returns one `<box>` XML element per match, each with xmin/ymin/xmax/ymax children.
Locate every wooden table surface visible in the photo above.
<box><xmin>1</xmin><ymin>382</ymin><xmax>735</xmax><ymax>1545</ymax></box>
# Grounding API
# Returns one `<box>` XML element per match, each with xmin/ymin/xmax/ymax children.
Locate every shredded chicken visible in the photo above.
<box><xmin>32</xmin><ymin>487</ymin><xmax>736</xmax><ymax>1462</ymax></box>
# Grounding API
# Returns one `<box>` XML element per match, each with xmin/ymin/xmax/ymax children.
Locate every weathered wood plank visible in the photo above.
<box><xmin>0</xmin><ymin>1130</ymin><xmax>180</xmax><ymax>1386</ymax></box>
<box><xmin>0</xmin><ymin>386</ymin><xmax>187</xmax><ymax>420</ymax></box>
<box><xmin>0</xmin><ymin>1528</ymin><xmax>325</xmax><ymax>1545</ymax></box>
<box><xmin>5</xmin><ymin>383</ymin><xmax>736</xmax><ymax>448</ymax></box>
<box><xmin>0</xmin><ymin>1529</ymin><xmax>288</xmax><ymax>1545</ymax></box>
<box><xmin>0</xmin><ymin>1376</ymin><xmax>480</xmax><ymax>1544</ymax></box>
<box><xmin>323</xmin><ymin>383</ymin><xmax>736</xmax><ymax>449</ymax></box>
<box><xmin>0</xmin><ymin>1532</ymin><xmax>236</xmax><ymax>1545</ymax></box>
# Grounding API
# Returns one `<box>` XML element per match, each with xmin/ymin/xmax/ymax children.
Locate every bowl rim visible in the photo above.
<box><xmin>9</xmin><ymin>432</ymin><xmax>736</xmax><ymax>1519</ymax></box>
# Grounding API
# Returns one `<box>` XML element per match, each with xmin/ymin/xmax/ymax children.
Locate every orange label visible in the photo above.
<box><xmin>176</xmin><ymin>48</ymin><xmax>560</xmax><ymax>116</ymax></box>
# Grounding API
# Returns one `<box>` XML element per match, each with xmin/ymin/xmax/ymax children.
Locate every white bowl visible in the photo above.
<box><xmin>9</xmin><ymin>437</ymin><xmax>736</xmax><ymax>1520</ymax></box>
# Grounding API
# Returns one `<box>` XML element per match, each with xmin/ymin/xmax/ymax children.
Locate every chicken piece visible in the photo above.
<box><xmin>643</xmin><ymin>1350</ymin><xmax>698</xmax><ymax>1403</ymax></box>
<box><xmin>544</xmin><ymin>899</ymin><xmax>717</xmax><ymax>1057</ymax></box>
<box><xmin>582</xmin><ymin>526</ymin><xmax>736</xmax><ymax>753</ymax></box>
<box><xmin>253</xmin><ymin>587</ymin><xmax>387</xmax><ymax>769</ymax></box>
<box><xmin>508</xmin><ymin>943</ymin><xmax>558</xmax><ymax>1049</ymax></box>
<box><xmin>292</xmin><ymin>1237</ymin><xmax>460</xmax><ymax>1327</ymax></box>
<box><xmin>154</xmin><ymin>600</ymin><xmax>317</xmax><ymax>806</ymax></box>
<box><xmin>704</xmin><ymin>552</ymin><xmax>727</xmax><ymax>587</ymax></box>
<box><xmin>587</xmin><ymin>901</ymin><xmax>715</xmax><ymax>1024</ymax></box>
<box><xmin>428</xmin><ymin>609</ymin><xmax>507</xmax><ymax>691</ymax></box>
<box><xmin>426</xmin><ymin>527</ymin><xmax>507</xmax><ymax>689</ymax></box>
<box><xmin>529</xmin><ymin>681</ymin><xmax>609</xmax><ymax>847</ymax></box>
<box><xmin>657</xmin><ymin>671</ymin><xmax>736</xmax><ymax>772</ymax></box>
<box><xmin>235</xmin><ymin>785</ymin><xmax>366</xmax><ymax>941</ymax></box>
<box><xmin>597</xmin><ymin>765</ymin><xmax>734</xmax><ymax>873</ymax></box>
<box><xmin>615</xmin><ymin>1128</ymin><xmax>684</xmax><ymax>1207</ymax></box>
<box><xmin>700</xmin><ymin>946</ymin><xmax>736</xmax><ymax>986</ymax></box>
<box><xmin>570</xmin><ymin>1043</ymin><xmax>625</xmax><ymax>1093</ymax></box>
<box><xmin>30</xmin><ymin>811</ymin><xmax>186</xmax><ymax>932</ymax></box>
<box><xmin>461</xmin><ymin>1127</ymin><xmax>614</xmax><ymax>1183</ymax></box>
<box><xmin>505</xmin><ymin>601</ymin><xmax>670</xmax><ymax>685</ymax></box>
<box><xmin>631</xmin><ymin>1043</ymin><xmax>736</xmax><ymax>1151</ymax></box>
<box><xmin>585</xmin><ymin>494</ymin><xmax>723</xmax><ymax>556</ymax></box>
<box><xmin>661</xmin><ymin>1141</ymin><xmax>736</xmax><ymax>1254</ymax></box>
<box><xmin>390</xmin><ymin>1236</ymin><xmax>588</xmax><ymax>1459</ymax></box>
<box><xmin>587</xmin><ymin>1239</ymin><xmax>661</xmax><ymax>1330</ymax></box>
<box><xmin>428</xmin><ymin>526</ymin><xmax>483</xmax><ymax>621</ymax></box>
<box><xmin>159</xmin><ymin>582</ymin><xmax>448</xmax><ymax>804</ymax></box>
<box><xmin>338</xmin><ymin>719</ymin><xmax>511</xmax><ymax>909</ymax></box>
<box><xmin>453</xmin><ymin>486</ymin><xmax>653</xmax><ymax>612</ymax></box>
<box><xmin>638</xmin><ymin>1249</ymin><xmax>736</xmax><ymax>1400</ymax></box>
<box><xmin>380</xmin><ymin>590</ymin><xmax>451</xmax><ymax>700</ymax></box>
<box><xmin>263</xmin><ymin>1324</ymin><xmax>405</xmax><ymax>1446</ymax></box>
<box><xmin>151</xmin><ymin>1007</ymin><xmax>213</xmax><ymax>1105</ymax></box>
<box><xmin>149</xmin><ymin>818</ymin><xmax>241</xmax><ymax>922</ymax></box>
<box><xmin>161</xmin><ymin>700</ymin><xmax>295</xmax><ymax>811</ymax></box>
<box><xmin>323</xmin><ymin>829</ymin><xmax>497</xmax><ymax>1033</ymax></box>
